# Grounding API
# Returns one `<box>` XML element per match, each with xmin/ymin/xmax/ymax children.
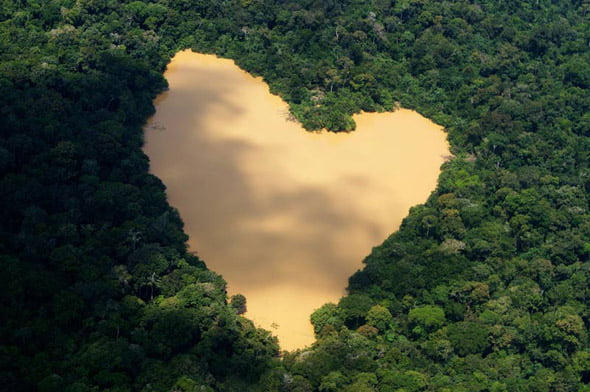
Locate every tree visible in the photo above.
<box><xmin>230</xmin><ymin>294</ymin><xmax>247</xmax><ymax>315</ymax></box>
<box><xmin>408</xmin><ymin>305</ymin><xmax>445</xmax><ymax>333</ymax></box>
<box><xmin>310</xmin><ymin>303</ymin><xmax>344</xmax><ymax>336</ymax></box>
<box><xmin>365</xmin><ymin>304</ymin><xmax>393</xmax><ymax>333</ymax></box>
<box><xmin>447</xmin><ymin>321</ymin><xmax>490</xmax><ymax>356</ymax></box>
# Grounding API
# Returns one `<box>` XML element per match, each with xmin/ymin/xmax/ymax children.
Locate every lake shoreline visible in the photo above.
<box><xmin>144</xmin><ymin>50</ymin><xmax>449</xmax><ymax>351</ymax></box>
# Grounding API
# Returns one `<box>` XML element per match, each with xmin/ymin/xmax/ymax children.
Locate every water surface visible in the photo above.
<box><xmin>144</xmin><ymin>50</ymin><xmax>449</xmax><ymax>350</ymax></box>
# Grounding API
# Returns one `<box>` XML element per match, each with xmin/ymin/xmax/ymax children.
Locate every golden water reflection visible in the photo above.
<box><xmin>144</xmin><ymin>50</ymin><xmax>449</xmax><ymax>350</ymax></box>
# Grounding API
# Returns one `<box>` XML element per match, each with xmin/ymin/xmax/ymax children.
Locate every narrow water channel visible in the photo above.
<box><xmin>144</xmin><ymin>50</ymin><xmax>449</xmax><ymax>350</ymax></box>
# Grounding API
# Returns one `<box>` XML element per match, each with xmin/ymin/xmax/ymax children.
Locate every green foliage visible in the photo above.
<box><xmin>318</xmin><ymin>371</ymin><xmax>347</xmax><ymax>392</ymax></box>
<box><xmin>408</xmin><ymin>305</ymin><xmax>446</xmax><ymax>332</ymax></box>
<box><xmin>310</xmin><ymin>303</ymin><xmax>344</xmax><ymax>337</ymax></box>
<box><xmin>230</xmin><ymin>293</ymin><xmax>247</xmax><ymax>315</ymax></box>
<box><xmin>2</xmin><ymin>0</ymin><xmax>590</xmax><ymax>390</ymax></box>
<box><xmin>446</xmin><ymin>322</ymin><xmax>490</xmax><ymax>356</ymax></box>
<box><xmin>338</xmin><ymin>294</ymin><xmax>374</xmax><ymax>329</ymax></box>
<box><xmin>365</xmin><ymin>304</ymin><xmax>393</xmax><ymax>333</ymax></box>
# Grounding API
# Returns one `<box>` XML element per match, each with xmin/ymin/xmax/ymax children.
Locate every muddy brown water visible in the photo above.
<box><xmin>144</xmin><ymin>50</ymin><xmax>450</xmax><ymax>351</ymax></box>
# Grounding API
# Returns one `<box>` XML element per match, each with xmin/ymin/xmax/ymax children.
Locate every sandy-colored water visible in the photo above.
<box><xmin>144</xmin><ymin>50</ymin><xmax>449</xmax><ymax>351</ymax></box>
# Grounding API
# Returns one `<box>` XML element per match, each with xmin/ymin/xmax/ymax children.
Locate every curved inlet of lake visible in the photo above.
<box><xmin>144</xmin><ymin>50</ymin><xmax>450</xmax><ymax>351</ymax></box>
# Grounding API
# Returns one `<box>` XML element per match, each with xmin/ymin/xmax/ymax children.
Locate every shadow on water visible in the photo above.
<box><xmin>146</xmin><ymin>56</ymin><xmax>384</xmax><ymax>291</ymax></box>
<box><xmin>144</xmin><ymin>51</ymin><xmax>449</xmax><ymax>350</ymax></box>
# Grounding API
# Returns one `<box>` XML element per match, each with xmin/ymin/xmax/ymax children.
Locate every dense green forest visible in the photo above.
<box><xmin>1</xmin><ymin>0</ymin><xmax>590</xmax><ymax>391</ymax></box>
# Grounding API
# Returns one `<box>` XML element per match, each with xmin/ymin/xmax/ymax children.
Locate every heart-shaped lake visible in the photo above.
<box><xmin>144</xmin><ymin>50</ymin><xmax>449</xmax><ymax>350</ymax></box>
